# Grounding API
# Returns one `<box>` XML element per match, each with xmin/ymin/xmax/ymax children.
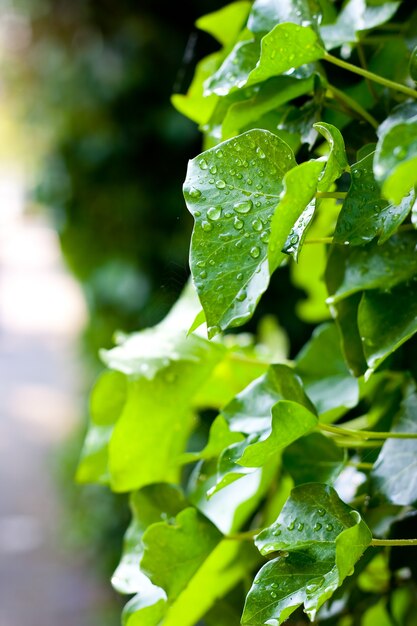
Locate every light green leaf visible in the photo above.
<box><xmin>242</xmin><ymin>484</ymin><xmax>371</xmax><ymax>625</ymax></box>
<box><xmin>248</xmin><ymin>0</ymin><xmax>322</xmax><ymax>34</ymax></box>
<box><xmin>122</xmin><ymin>584</ymin><xmax>167</xmax><ymax>626</ymax></box>
<box><xmin>246</xmin><ymin>23</ymin><xmax>324</xmax><ymax>88</ymax></box>
<box><xmin>237</xmin><ymin>400</ymin><xmax>318</xmax><ymax>467</ymax></box>
<box><xmin>295</xmin><ymin>323</ymin><xmax>360</xmax><ymax>417</ymax></box>
<box><xmin>358</xmin><ymin>281</ymin><xmax>417</xmax><ymax>376</ymax></box>
<box><xmin>76</xmin><ymin>370</ymin><xmax>127</xmax><ymax>484</ymax></box>
<box><xmin>196</xmin><ymin>1</ymin><xmax>251</xmax><ymax>47</ymax></box>
<box><xmin>141</xmin><ymin>507</ymin><xmax>222</xmax><ymax>600</ymax></box>
<box><xmin>334</xmin><ymin>152</ymin><xmax>414</xmax><ymax>246</ymax></box>
<box><xmin>172</xmin><ymin>53</ymin><xmax>220</xmax><ymax>125</ymax></box>
<box><xmin>282</xmin><ymin>201</ymin><xmax>315</xmax><ymax>262</ymax></box>
<box><xmin>181</xmin><ymin>415</ymin><xmax>245</xmax><ymax>464</ymax></box>
<box><xmin>374</xmin><ymin>102</ymin><xmax>417</xmax><ymax>205</ymax></box>
<box><xmin>223</xmin><ymin>363</ymin><xmax>315</xmax><ymax>435</ymax></box>
<box><xmin>327</xmin><ymin>232</ymin><xmax>417</xmax><ymax>304</ymax></box>
<box><xmin>320</xmin><ymin>0</ymin><xmax>400</xmax><ymax>49</ymax></box>
<box><xmin>372</xmin><ymin>388</ymin><xmax>417</xmax><ymax>505</ymax></box>
<box><xmin>283</xmin><ymin>432</ymin><xmax>345</xmax><ymax>485</ymax></box>
<box><xmin>184</xmin><ymin>129</ymin><xmax>296</xmax><ymax>336</ymax></box>
<box><xmin>314</xmin><ymin>122</ymin><xmax>348</xmax><ymax>191</ymax></box>
<box><xmin>269</xmin><ymin>160</ymin><xmax>325</xmax><ymax>272</ymax></box>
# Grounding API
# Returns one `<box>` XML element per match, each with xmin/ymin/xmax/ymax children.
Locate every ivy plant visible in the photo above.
<box><xmin>78</xmin><ymin>1</ymin><xmax>417</xmax><ymax>625</ymax></box>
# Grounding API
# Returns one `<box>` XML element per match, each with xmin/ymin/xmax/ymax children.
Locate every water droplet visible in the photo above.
<box><xmin>290</xmin><ymin>234</ymin><xmax>299</xmax><ymax>245</ymax></box>
<box><xmin>273</xmin><ymin>528</ymin><xmax>281</xmax><ymax>536</ymax></box>
<box><xmin>326</xmin><ymin>524</ymin><xmax>333</xmax><ymax>532</ymax></box>
<box><xmin>189</xmin><ymin>186</ymin><xmax>201</xmax><ymax>199</ymax></box>
<box><xmin>250</xmin><ymin>246</ymin><xmax>260</xmax><ymax>259</ymax></box>
<box><xmin>235</xmin><ymin>240</ymin><xmax>242</xmax><ymax>249</ymax></box>
<box><xmin>270</xmin><ymin>592</ymin><xmax>277</xmax><ymax>599</ymax></box>
<box><xmin>287</xmin><ymin>520</ymin><xmax>295</xmax><ymax>531</ymax></box>
<box><xmin>199</xmin><ymin>159</ymin><xmax>208</xmax><ymax>170</ymax></box>
<box><xmin>196</xmin><ymin>260</ymin><xmax>205</xmax><ymax>268</ymax></box>
<box><xmin>234</xmin><ymin>200</ymin><xmax>253</xmax><ymax>214</ymax></box>
<box><xmin>256</xmin><ymin>146</ymin><xmax>266</xmax><ymax>159</ymax></box>
<box><xmin>200</xmin><ymin>270</ymin><xmax>207</xmax><ymax>279</ymax></box>
<box><xmin>297</xmin><ymin>523</ymin><xmax>304</xmax><ymax>532</ymax></box>
<box><xmin>216</xmin><ymin>180</ymin><xmax>226</xmax><ymax>189</ymax></box>
<box><xmin>209</xmin><ymin>178</ymin><xmax>214</xmax><ymax>184</ymax></box>
<box><xmin>247</xmin><ymin>178</ymin><xmax>253</xmax><ymax>185</ymax></box>
<box><xmin>195</xmin><ymin>210</ymin><xmax>201</xmax><ymax>217</ymax></box>
<box><xmin>318</xmin><ymin>509</ymin><xmax>325</xmax><ymax>517</ymax></box>
<box><xmin>224</xmin><ymin>210</ymin><xmax>233</xmax><ymax>218</ymax></box>
<box><xmin>236</xmin><ymin>290</ymin><xmax>247</xmax><ymax>302</ymax></box>
<box><xmin>216</xmin><ymin>149</ymin><xmax>224</xmax><ymax>158</ymax></box>
<box><xmin>253</xmin><ymin>579</ymin><xmax>260</xmax><ymax>585</ymax></box>
<box><xmin>352</xmin><ymin>169</ymin><xmax>361</xmax><ymax>179</ymax></box>
<box><xmin>313</xmin><ymin>522</ymin><xmax>322</xmax><ymax>532</ymax></box>
<box><xmin>252</xmin><ymin>218</ymin><xmax>262</xmax><ymax>232</ymax></box>
<box><xmin>207</xmin><ymin>206</ymin><xmax>221</xmax><ymax>221</ymax></box>
<box><xmin>202</xmin><ymin>221</ymin><xmax>213</xmax><ymax>232</ymax></box>
<box><xmin>210</xmin><ymin>165</ymin><xmax>217</xmax><ymax>174</ymax></box>
<box><xmin>270</xmin><ymin>582</ymin><xmax>278</xmax><ymax>589</ymax></box>
<box><xmin>236</xmin><ymin>273</ymin><xmax>243</xmax><ymax>281</ymax></box>
<box><xmin>208</xmin><ymin>325</ymin><xmax>220</xmax><ymax>336</ymax></box>
<box><xmin>208</xmin><ymin>259</ymin><xmax>215</xmax><ymax>266</ymax></box>
<box><xmin>261</xmin><ymin>231</ymin><xmax>269</xmax><ymax>243</ymax></box>
<box><xmin>234</xmin><ymin>217</ymin><xmax>244</xmax><ymax>230</ymax></box>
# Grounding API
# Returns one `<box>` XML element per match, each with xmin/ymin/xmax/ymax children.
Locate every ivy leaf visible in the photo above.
<box><xmin>184</xmin><ymin>129</ymin><xmax>296</xmax><ymax>336</ymax></box>
<box><xmin>334</xmin><ymin>152</ymin><xmax>414</xmax><ymax>246</ymax></box>
<box><xmin>196</xmin><ymin>1</ymin><xmax>251</xmax><ymax>47</ymax></box>
<box><xmin>358</xmin><ymin>281</ymin><xmax>417</xmax><ymax>376</ymax></box>
<box><xmin>248</xmin><ymin>0</ymin><xmax>322</xmax><ymax>34</ymax></box>
<box><xmin>242</xmin><ymin>484</ymin><xmax>371</xmax><ymax>625</ymax></box>
<box><xmin>374</xmin><ymin>102</ymin><xmax>417</xmax><ymax>205</ymax></box>
<box><xmin>282</xmin><ymin>201</ymin><xmax>316</xmax><ymax>262</ymax></box>
<box><xmin>246</xmin><ymin>23</ymin><xmax>324</xmax><ymax>88</ymax></box>
<box><xmin>180</xmin><ymin>415</ymin><xmax>245</xmax><ymax>464</ymax></box>
<box><xmin>237</xmin><ymin>400</ymin><xmax>318</xmax><ymax>467</ymax></box>
<box><xmin>140</xmin><ymin>507</ymin><xmax>222</xmax><ymax>600</ymax></box>
<box><xmin>223</xmin><ymin>363</ymin><xmax>315</xmax><ymax>435</ymax></box>
<box><xmin>76</xmin><ymin>370</ymin><xmax>127</xmax><ymax>484</ymax></box>
<box><xmin>320</xmin><ymin>0</ymin><xmax>400</xmax><ymax>50</ymax></box>
<box><xmin>269</xmin><ymin>160</ymin><xmax>324</xmax><ymax>272</ymax></box>
<box><xmin>372</xmin><ymin>389</ymin><xmax>417</xmax><ymax>505</ymax></box>
<box><xmin>314</xmin><ymin>122</ymin><xmax>348</xmax><ymax>191</ymax></box>
<box><xmin>283</xmin><ymin>432</ymin><xmax>345</xmax><ymax>485</ymax></box>
<box><xmin>122</xmin><ymin>583</ymin><xmax>167</xmax><ymax>626</ymax></box>
<box><xmin>295</xmin><ymin>323</ymin><xmax>360</xmax><ymax>417</ymax></box>
<box><xmin>205</xmin><ymin>39</ymin><xmax>261</xmax><ymax>97</ymax></box>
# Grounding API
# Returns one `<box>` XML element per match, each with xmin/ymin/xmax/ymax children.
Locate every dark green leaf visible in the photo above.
<box><xmin>334</xmin><ymin>152</ymin><xmax>414</xmax><ymax>246</ymax></box>
<box><xmin>283</xmin><ymin>432</ymin><xmax>345</xmax><ymax>485</ymax></box>
<box><xmin>372</xmin><ymin>388</ymin><xmax>417</xmax><ymax>505</ymax></box>
<box><xmin>242</xmin><ymin>484</ymin><xmax>371</xmax><ymax>624</ymax></box>
<box><xmin>184</xmin><ymin>129</ymin><xmax>296</xmax><ymax>335</ymax></box>
<box><xmin>358</xmin><ymin>280</ymin><xmax>417</xmax><ymax>376</ymax></box>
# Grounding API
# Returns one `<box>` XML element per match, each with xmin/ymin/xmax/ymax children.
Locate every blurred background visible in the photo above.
<box><xmin>0</xmin><ymin>1</ymin><xmax>228</xmax><ymax>624</ymax></box>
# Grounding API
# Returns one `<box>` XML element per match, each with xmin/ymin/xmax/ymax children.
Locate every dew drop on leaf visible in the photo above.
<box><xmin>234</xmin><ymin>200</ymin><xmax>253</xmax><ymax>214</ymax></box>
<box><xmin>256</xmin><ymin>146</ymin><xmax>266</xmax><ymax>159</ymax></box>
<box><xmin>189</xmin><ymin>186</ymin><xmax>201</xmax><ymax>198</ymax></box>
<box><xmin>287</xmin><ymin>520</ymin><xmax>295</xmax><ymax>531</ymax></box>
<box><xmin>250</xmin><ymin>246</ymin><xmax>260</xmax><ymax>259</ymax></box>
<box><xmin>313</xmin><ymin>522</ymin><xmax>322</xmax><ymax>531</ymax></box>
<box><xmin>216</xmin><ymin>179</ymin><xmax>226</xmax><ymax>189</ymax></box>
<box><xmin>318</xmin><ymin>509</ymin><xmax>325</xmax><ymax>517</ymax></box>
<box><xmin>326</xmin><ymin>523</ymin><xmax>334</xmax><ymax>531</ymax></box>
<box><xmin>207</xmin><ymin>206</ymin><xmax>222</xmax><ymax>221</ymax></box>
<box><xmin>202</xmin><ymin>221</ymin><xmax>213</xmax><ymax>232</ymax></box>
<box><xmin>234</xmin><ymin>217</ymin><xmax>244</xmax><ymax>230</ymax></box>
<box><xmin>252</xmin><ymin>218</ymin><xmax>262</xmax><ymax>232</ymax></box>
<box><xmin>297</xmin><ymin>522</ymin><xmax>304</xmax><ymax>531</ymax></box>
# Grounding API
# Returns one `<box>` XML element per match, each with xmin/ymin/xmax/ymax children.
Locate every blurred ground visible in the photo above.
<box><xmin>0</xmin><ymin>173</ymin><xmax>117</xmax><ymax>626</ymax></box>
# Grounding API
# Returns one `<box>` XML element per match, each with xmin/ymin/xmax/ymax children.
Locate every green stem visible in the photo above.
<box><xmin>325</xmin><ymin>53</ymin><xmax>417</xmax><ymax>100</ymax></box>
<box><xmin>319</xmin><ymin>422</ymin><xmax>417</xmax><ymax>440</ymax></box>
<box><xmin>316</xmin><ymin>192</ymin><xmax>347</xmax><ymax>199</ymax></box>
<box><xmin>327</xmin><ymin>84</ymin><xmax>379</xmax><ymax>129</ymax></box>
<box><xmin>371</xmin><ymin>538</ymin><xmax>417</xmax><ymax>547</ymax></box>
<box><xmin>304</xmin><ymin>237</ymin><xmax>334</xmax><ymax>245</ymax></box>
<box><xmin>334</xmin><ymin>439</ymin><xmax>383</xmax><ymax>448</ymax></box>
<box><xmin>347</xmin><ymin>461</ymin><xmax>374</xmax><ymax>470</ymax></box>
<box><xmin>226</xmin><ymin>529</ymin><xmax>260</xmax><ymax>541</ymax></box>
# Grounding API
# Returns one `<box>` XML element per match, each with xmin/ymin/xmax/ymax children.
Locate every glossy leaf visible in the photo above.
<box><xmin>283</xmin><ymin>432</ymin><xmax>345</xmax><ymax>485</ymax></box>
<box><xmin>184</xmin><ymin>129</ymin><xmax>296</xmax><ymax>336</ymax></box>
<box><xmin>372</xmin><ymin>389</ymin><xmax>417</xmax><ymax>505</ymax></box>
<box><xmin>196</xmin><ymin>1</ymin><xmax>251</xmax><ymax>47</ymax></box>
<box><xmin>242</xmin><ymin>484</ymin><xmax>371</xmax><ymax>624</ymax></box>
<box><xmin>205</xmin><ymin>39</ymin><xmax>261</xmax><ymax>97</ymax></box>
<box><xmin>122</xmin><ymin>584</ymin><xmax>167</xmax><ymax>626</ymax></box>
<box><xmin>358</xmin><ymin>281</ymin><xmax>417</xmax><ymax>376</ymax></box>
<box><xmin>246</xmin><ymin>23</ymin><xmax>324</xmax><ymax>88</ymax></box>
<box><xmin>314</xmin><ymin>122</ymin><xmax>348</xmax><ymax>191</ymax></box>
<box><xmin>171</xmin><ymin>53</ymin><xmax>220</xmax><ymax>125</ymax></box>
<box><xmin>334</xmin><ymin>152</ymin><xmax>414</xmax><ymax>246</ymax></box>
<box><xmin>248</xmin><ymin>0</ymin><xmax>322</xmax><ymax>34</ymax></box>
<box><xmin>374</xmin><ymin>102</ymin><xmax>417</xmax><ymax>205</ymax></box>
<box><xmin>282</xmin><ymin>200</ymin><xmax>315</xmax><ymax>262</ymax></box>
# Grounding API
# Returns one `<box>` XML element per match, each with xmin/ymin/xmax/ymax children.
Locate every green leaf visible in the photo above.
<box><xmin>237</xmin><ymin>400</ymin><xmax>318</xmax><ymax>467</ymax></box>
<box><xmin>372</xmin><ymin>388</ymin><xmax>417</xmax><ymax>505</ymax></box>
<box><xmin>122</xmin><ymin>584</ymin><xmax>167</xmax><ymax>626</ymax></box>
<box><xmin>328</xmin><ymin>294</ymin><xmax>368</xmax><ymax>377</ymax></box>
<box><xmin>248</xmin><ymin>0</ymin><xmax>322</xmax><ymax>34</ymax></box>
<box><xmin>205</xmin><ymin>38</ymin><xmax>261</xmax><ymax>97</ymax></box>
<box><xmin>184</xmin><ymin>129</ymin><xmax>296</xmax><ymax>336</ymax></box>
<box><xmin>313</xmin><ymin>122</ymin><xmax>348</xmax><ymax>191</ymax></box>
<box><xmin>141</xmin><ymin>507</ymin><xmax>222</xmax><ymax>600</ymax></box>
<box><xmin>242</xmin><ymin>484</ymin><xmax>371</xmax><ymax>625</ymax></box>
<box><xmin>320</xmin><ymin>0</ymin><xmax>400</xmax><ymax>49</ymax></box>
<box><xmin>295</xmin><ymin>323</ymin><xmax>360</xmax><ymax>417</ymax></box>
<box><xmin>172</xmin><ymin>53</ymin><xmax>220</xmax><ymax>125</ymax></box>
<box><xmin>246</xmin><ymin>23</ymin><xmax>324</xmax><ymax>88</ymax></box>
<box><xmin>222</xmin><ymin>363</ymin><xmax>315</xmax><ymax>434</ymax></box>
<box><xmin>334</xmin><ymin>152</ymin><xmax>414</xmax><ymax>246</ymax></box>
<box><xmin>269</xmin><ymin>160</ymin><xmax>325</xmax><ymax>272</ymax></box>
<box><xmin>181</xmin><ymin>415</ymin><xmax>245</xmax><ymax>463</ymax></box>
<box><xmin>282</xmin><ymin>201</ymin><xmax>316</xmax><ymax>262</ymax></box>
<box><xmin>358</xmin><ymin>281</ymin><xmax>417</xmax><ymax>376</ymax></box>
<box><xmin>76</xmin><ymin>370</ymin><xmax>127</xmax><ymax>484</ymax></box>
<box><xmin>327</xmin><ymin>232</ymin><xmax>417</xmax><ymax>304</ymax></box>
<box><xmin>374</xmin><ymin>102</ymin><xmax>417</xmax><ymax>205</ymax></box>
<box><xmin>283</xmin><ymin>432</ymin><xmax>345</xmax><ymax>485</ymax></box>
<box><xmin>196</xmin><ymin>1</ymin><xmax>251</xmax><ymax>47</ymax></box>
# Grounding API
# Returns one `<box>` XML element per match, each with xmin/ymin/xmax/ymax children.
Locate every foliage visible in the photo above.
<box><xmin>79</xmin><ymin>1</ymin><xmax>417</xmax><ymax>625</ymax></box>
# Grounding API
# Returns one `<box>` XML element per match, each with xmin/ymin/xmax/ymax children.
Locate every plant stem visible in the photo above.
<box><xmin>371</xmin><ymin>538</ymin><xmax>417</xmax><ymax>547</ymax></box>
<box><xmin>316</xmin><ymin>192</ymin><xmax>347</xmax><ymax>199</ymax></box>
<box><xmin>325</xmin><ymin>53</ymin><xmax>417</xmax><ymax>100</ymax></box>
<box><xmin>226</xmin><ymin>529</ymin><xmax>260</xmax><ymax>541</ymax></box>
<box><xmin>334</xmin><ymin>439</ymin><xmax>383</xmax><ymax>448</ymax></box>
<box><xmin>304</xmin><ymin>237</ymin><xmax>334</xmax><ymax>245</ymax></box>
<box><xmin>319</xmin><ymin>422</ymin><xmax>417</xmax><ymax>440</ymax></box>
<box><xmin>347</xmin><ymin>461</ymin><xmax>374</xmax><ymax>470</ymax></box>
<box><xmin>327</xmin><ymin>84</ymin><xmax>379</xmax><ymax>129</ymax></box>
